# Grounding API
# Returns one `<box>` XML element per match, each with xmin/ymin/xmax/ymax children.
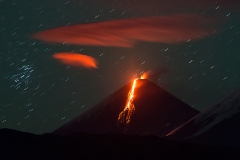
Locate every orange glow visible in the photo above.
<box><xmin>140</xmin><ymin>68</ymin><xmax>168</xmax><ymax>80</ymax></box>
<box><xmin>52</xmin><ymin>52</ymin><xmax>98</xmax><ymax>68</ymax></box>
<box><xmin>32</xmin><ymin>14</ymin><xmax>217</xmax><ymax>48</ymax></box>
<box><xmin>118</xmin><ymin>79</ymin><xmax>138</xmax><ymax>124</ymax></box>
<box><xmin>141</xmin><ymin>74</ymin><xmax>146</xmax><ymax>79</ymax></box>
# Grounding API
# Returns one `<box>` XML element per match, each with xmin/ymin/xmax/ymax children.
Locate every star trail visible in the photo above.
<box><xmin>0</xmin><ymin>0</ymin><xmax>240</xmax><ymax>134</ymax></box>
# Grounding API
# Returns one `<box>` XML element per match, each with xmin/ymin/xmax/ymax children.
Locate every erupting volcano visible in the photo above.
<box><xmin>53</xmin><ymin>77</ymin><xmax>199</xmax><ymax>136</ymax></box>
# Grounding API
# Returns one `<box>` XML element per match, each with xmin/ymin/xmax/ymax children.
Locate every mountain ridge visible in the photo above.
<box><xmin>167</xmin><ymin>86</ymin><xmax>240</xmax><ymax>149</ymax></box>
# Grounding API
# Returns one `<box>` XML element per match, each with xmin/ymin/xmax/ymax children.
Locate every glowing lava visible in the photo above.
<box><xmin>140</xmin><ymin>74</ymin><xmax>146</xmax><ymax>79</ymax></box>
<box><xmin>118</xmin><ymin>78</ymin><xmax>138</xmax><ymax>124</ymax></box>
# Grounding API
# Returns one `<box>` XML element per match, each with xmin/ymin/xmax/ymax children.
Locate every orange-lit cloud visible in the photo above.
<box><xmin>52</xmin><ymin>52</ymin><xmax>98</xmax><ymax>69</ymax></box>
<box><xmin>32</xmin><ymin>14</ymin><xmax>217</xmax><ymax>48</ymax></box>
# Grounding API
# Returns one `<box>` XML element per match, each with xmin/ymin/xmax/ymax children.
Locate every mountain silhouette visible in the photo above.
<box><xmin>167</xmin><ymin>87</ymin><xmax>240</xmax><ymax>149</ymax></box>
<box><xmin>53</xmin><ymin>79</ymin><xmax>199</xmax><ymax>136</ymax></box>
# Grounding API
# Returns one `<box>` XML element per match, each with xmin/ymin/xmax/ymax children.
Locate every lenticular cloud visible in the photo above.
<box><xmin>52</xmin><ymin>52</ymin><xmax>98</xmax><ymax>69</ymax></box>
<box><xmin>32</xmin><ymin>14</ymin><xmax>217</xmax><ymax>48</ymax></box>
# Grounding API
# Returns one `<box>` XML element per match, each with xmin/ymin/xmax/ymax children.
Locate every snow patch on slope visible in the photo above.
<box><xmin>192</xmin><ymin>86</ymin><xmax>240</xmax><ymax>136</ymax></box>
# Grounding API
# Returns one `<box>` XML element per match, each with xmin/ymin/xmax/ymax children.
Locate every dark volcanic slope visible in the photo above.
<box><xmin>1</xmin><ymin>129</ymin><xmax>240</xmax><ymax>160</ymax></box>
<box><xmin>167</xmin><ymin>87</ymin><xmax>240</xmax><ymax>149</ymax></box>
<box><xmin>53</xmin><ymin>79</ymin><xmax>199</xmax><ymax>136</ymax></box>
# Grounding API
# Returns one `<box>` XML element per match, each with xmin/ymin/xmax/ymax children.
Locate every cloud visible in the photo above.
<box><xmin>32</xmin><ymin>14</ymin><xmax>217</xmax><ymax>48</ymax></box>
<box><xmin>52</xmin><ymin>52</ymin><xmax>98</xmax><ymax>69</ymax></box>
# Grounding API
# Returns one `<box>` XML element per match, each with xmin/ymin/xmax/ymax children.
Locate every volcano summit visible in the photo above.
<box><xmin>53</xmin><ymin>79</ymin><xmax>199</xmax><ymax>136</ymax></box>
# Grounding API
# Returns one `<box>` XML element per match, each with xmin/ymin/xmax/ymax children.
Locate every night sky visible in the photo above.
<box><xmin>1</xmin><ymin>0</ymin><xmax>240</xmax><ymax>134</ymax></box>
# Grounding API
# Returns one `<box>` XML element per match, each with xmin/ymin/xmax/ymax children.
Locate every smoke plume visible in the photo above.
<box><xmin>141</xmin><ymin>68</ymin><xmax>168</xmax><ymax>80</ymax></box>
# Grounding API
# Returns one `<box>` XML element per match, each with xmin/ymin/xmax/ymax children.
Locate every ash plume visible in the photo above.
<box><xmin>141</xmin><ymin>68</ymin><xmax>169</xmax><ymax>81</ymax></box>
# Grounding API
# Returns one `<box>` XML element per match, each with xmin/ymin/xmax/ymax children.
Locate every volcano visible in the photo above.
<box><xmin>53</xmin><ymin>79</ymin><xmax>199</xmax><ymax>136</ymax></box>
<box><xmin>167</xmin><ymin>87</ymin><xmax>240</xmax><ymax>149</ymax></box>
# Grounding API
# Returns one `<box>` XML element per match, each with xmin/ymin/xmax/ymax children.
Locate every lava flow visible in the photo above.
<box><xmin>118</xmin><ymin>78</ymin><xmax>139</xmax><ymax>125</ymax></box>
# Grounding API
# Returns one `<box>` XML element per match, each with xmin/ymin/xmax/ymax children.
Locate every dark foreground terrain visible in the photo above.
<box><xmin>1</xmin><ymin>128</ymin><xmax>239</xmax><ymax>160</ymax></box>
